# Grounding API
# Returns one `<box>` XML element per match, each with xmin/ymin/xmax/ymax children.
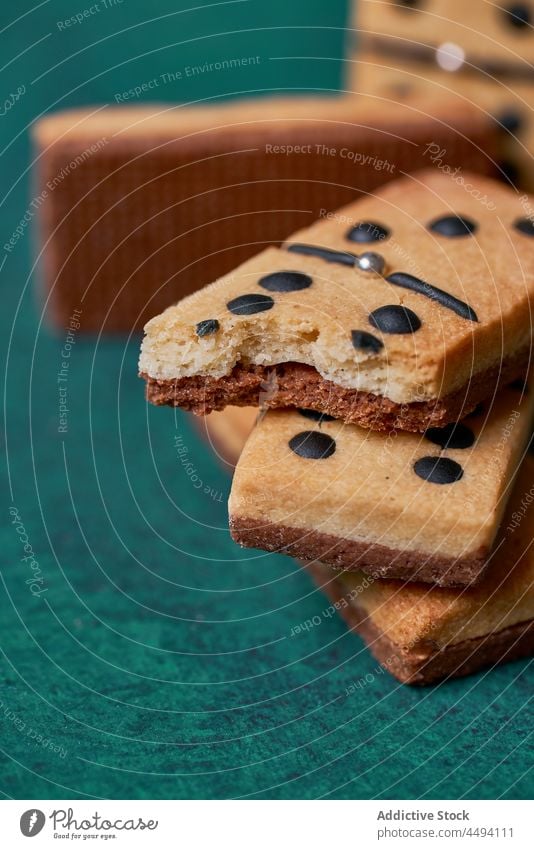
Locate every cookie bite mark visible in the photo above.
<box><xmin>414</xmin><ymin>456</ymin><xmax>464</xmax><ymax>484</ymax></box>
<box><xmin>288</xmin><ymin>430</ymin><xmax>336</xmax><ymax>459</ymax></box>
<box><xmin>258</xmin><ymin>270</ymin><xmax>313</xmax><ymax>292</ymax></box>
<box><xmin>428</xmin><ymin>215</ymin><xmax>478</xmax><ymax>238</ymax></box>
<box><xmin>286</xmin><ymin>243</ymin><xmax>356</xmax><ymax>267</ymax></box>
<box><xmin>369</xmin><ymin>304</ymin><xmax>421</xmax><ymax>334</ymax></box>
<box><xmin>195</xmin><ymin>319</ymin><xmax>220</xmax><ymax>337</ymax></box>
<box><xmin>346</xmin><ymin>221</ymin><xmax>390</xmax><ymax>243</ymax></box>
<box><xmin>226</xmin><ymin>293</ymin><xmax>274</xmax><ymax>315</ymax></box>
<box><xmin>386</xmin><ymin>271</ymin><xmax>478</xmax><ymax>322</ymax></box>
<box><xmin>425</xmin><ymin>422</ymin><xmax>475</xmax><ymax>449</ymax></box>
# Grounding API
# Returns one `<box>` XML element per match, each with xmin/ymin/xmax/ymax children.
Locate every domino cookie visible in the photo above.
<box><xmin>350</xmin><ymin>0</ymin><xmax>534</xmax><ymax>191</ymax></box>
<box><xmin>306</xmin><ymin>455</ymin><xmax>534</xmax><ymax>685</ymax></box>
<box><xmin>34</xmin><ymin>94</ymin><xmax>493</xmax><ymax>333</ymax></box>
<box><xmin>228</xmin><ymin>377</ymin><xmax>534</xmax><ymax>586</ymax></box>
<box><xmin>140</xmin><ymin>170</ymin><xmax>534</xmax><ymax>432</ymax></box>
<box><xmin>354</xmin><ymin>0</ymin><xmax>534</xmax><ymax>70</ymax></box>
<box><xmin>351</xmin><ymin>49</ymin><xmax>534</xmax><ymax>190</ymax></box>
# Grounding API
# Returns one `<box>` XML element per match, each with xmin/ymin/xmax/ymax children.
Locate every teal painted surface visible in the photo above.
<box><xmin>0</xmin><ymin>0</ymin><xmax>532</xmax><ymax>800</ymax></box>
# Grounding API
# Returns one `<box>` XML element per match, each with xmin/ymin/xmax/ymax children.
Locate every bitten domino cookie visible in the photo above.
<box><xmin>228</xmin><ymin>378</ymin><xmax>534</xmax><ymax>586</ymax></box>
<box><xmin>140</xmin><ymin>170</ymin><xmax>534</xmax><ymax>432</ymax></box>
<box><xmin>306</xmin><ymin>456</ymin><xmax>534</xmax><ymax>685</ymax></box>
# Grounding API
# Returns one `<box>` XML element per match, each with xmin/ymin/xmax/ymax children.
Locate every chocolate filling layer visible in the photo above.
<box><xmin>142</xmin><ymin>347</ymin><xmax>528</xmax><ymax>433</ymax></box>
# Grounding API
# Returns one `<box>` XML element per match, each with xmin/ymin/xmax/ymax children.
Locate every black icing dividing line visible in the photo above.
<box><xmin>364</xmin><ymin>34</ymin><xmax>534</xmax><ymax>81</ymax></box>
<box><xmin>285</xmin><ymin>243</ymin><xmax>478</xmax><ymax>323</ymax></box>
<box><xmin>286</xmin><ymin>243</ymin><xmax>357</xmax><ymax>267</ymax></box>
<box><xmin>386</xmin><ymin>272</ymin><xmax>478</xmax><ymax>322</ymax></box>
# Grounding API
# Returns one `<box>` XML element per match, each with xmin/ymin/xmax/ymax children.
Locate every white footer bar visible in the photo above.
<box><xmin>2</xmin><ymin>799</ymin><xmax>531</xmax><ymax>848</ymax></box>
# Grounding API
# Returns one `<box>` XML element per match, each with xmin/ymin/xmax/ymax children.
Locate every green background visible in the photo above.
<box><xmin>1</xmin><ymin>0</ymin><xmax>532</xmax><ymax>800</ymax></box>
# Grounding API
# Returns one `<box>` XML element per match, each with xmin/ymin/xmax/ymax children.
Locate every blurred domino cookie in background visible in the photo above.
<box><xmin>348</xmin><ymin>0</ymin><xmax>534</xmax><ymax>189</ymax></box>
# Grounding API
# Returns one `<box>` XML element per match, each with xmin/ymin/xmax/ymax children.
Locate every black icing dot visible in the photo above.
<box><xmin>396</xmin><ymin>0</ymin><xmax>420</xmax><ymax>6</ymax></box>
<box><xmin>499</xmin><ymin>159</ymin><xmax>520</xmax><ymax>187</ymax></box>
<box><xmin>514</xmin><ymin>217</ymin><xmax>534</xmax><ymax>237</ymax></box>
<box><xmin>227</xmin><ymin>293</ymin><xmax>274</xmax><ymax>315</ymax></box>
<box><xmin>503</xmin><ymin>4</ymin><xmax>531</xmax><ymax>28</ymax></box>
<box><xmin>425</xmin><ymin>422</ymin><xmax>475</xmax><ymax>450</ymax></box>
<box><xmin>369</xmin><ymin>305</ymin><xmax>421</xmax><ymax>334</ymax></box>
<box><xmin>508</xmin><ymin>377</ymin><xmax>529</xmax><ymax>392</ymax></box>
<box><xmin>289</xmin><ymin>430</ymin><xmax>336</xmax><ymax>460</ymax></box>
<box><xmin>346</xmin><ymin>221</ymin><xmax>390</xmax><ymax>244</ymax></box>
<box><xmin>414</xmin><ymin>456</ymin><xmax>464</xmax><ymax>485</ymax></box>
<box><xmin>195</xmin><ymin>318</ymin><xmax>219</xmax><ymax>337</ymax></box>
<box><xmin>351</xmin><ymin>329</ymin><xmax>384</xmax><ymax>353</ymax></box>
<box><xmin>428</xmin><ymin>215</ymin><xmax>477</xmax><ymax>238</ymax></box>
<box><xmin>496</xmin><ymin>109</ymin><xmax>523</xmax><ymax>134</ymax></box>
<box><xmin>298</xmin><ymin>408</ymin><xmax>336</xmax><ymax>423</ymax></box>
<box><xmin>259</xmin><ymin>270</ymin><xmax>312</xmax><ymax>292</ymax></box>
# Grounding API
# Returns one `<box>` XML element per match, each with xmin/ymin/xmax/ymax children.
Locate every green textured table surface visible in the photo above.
<box><xmin>1</xmin><ymin>0</ymin><xmax>532</xmax><ymax>800</ymax></box>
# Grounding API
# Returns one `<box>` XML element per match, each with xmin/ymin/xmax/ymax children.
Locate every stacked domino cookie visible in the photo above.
<box><xmin>140</xmin><ymin>169</ymin><xmax>534</xmax><ymax>685</ymax></box>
